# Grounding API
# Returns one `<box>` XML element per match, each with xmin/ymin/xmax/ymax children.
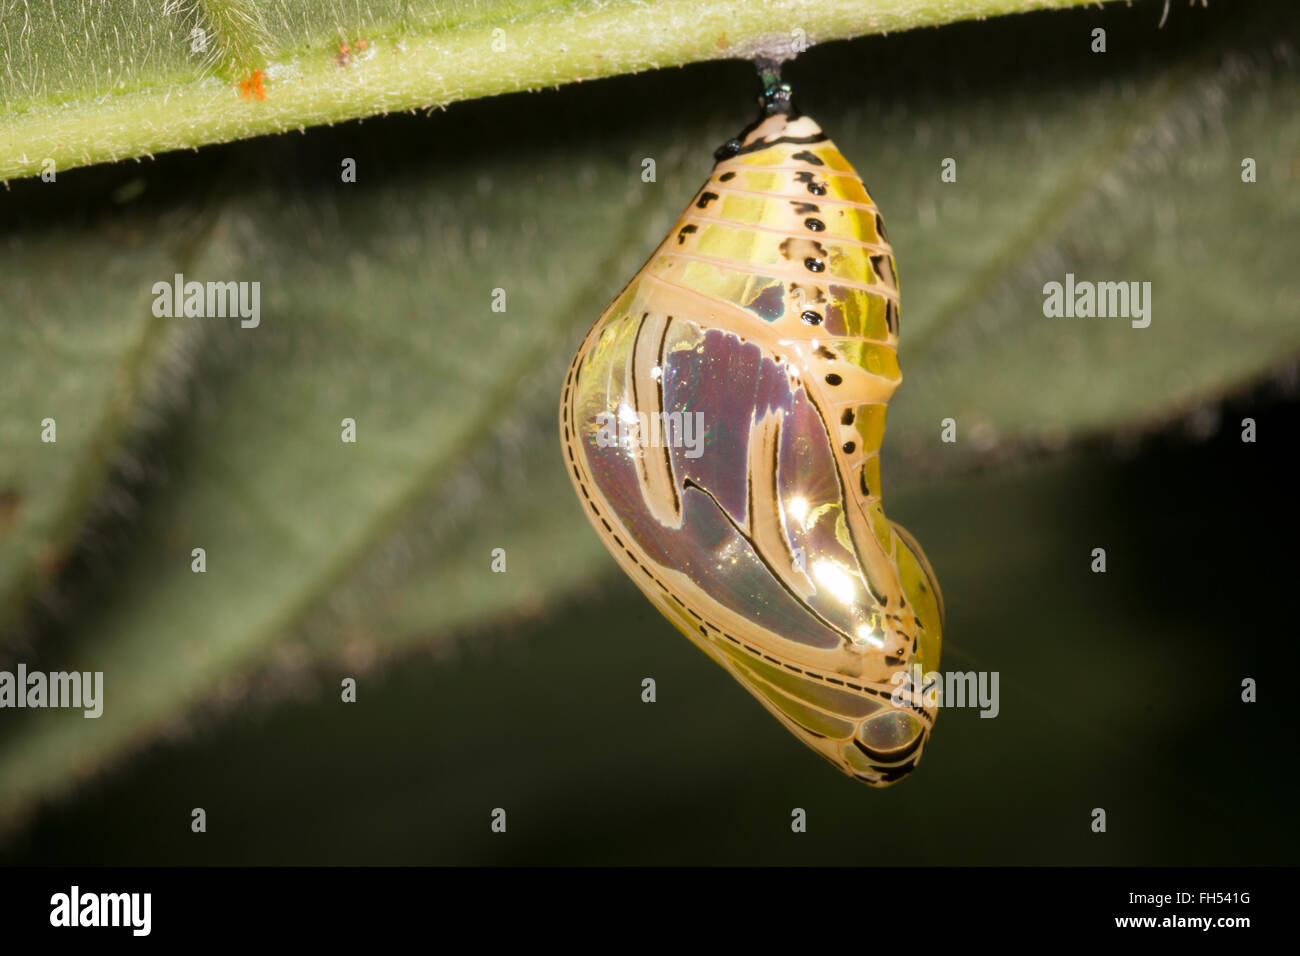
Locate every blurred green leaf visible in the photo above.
<box><xmin>7</xmin><ymin>424</ymin><xmax>1299</xmax><ymax>864</ymax></box>
<box><xmin>0</xmin><ymin>0</ymin><xmax>1296</xmax><ymax>839</ymax></box>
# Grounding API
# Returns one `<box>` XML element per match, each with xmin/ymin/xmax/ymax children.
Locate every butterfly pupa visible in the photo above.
<box><xmin>559</xmin><ymin>72</ymin><xmax>944</xmax><ymax>786</ymax></box>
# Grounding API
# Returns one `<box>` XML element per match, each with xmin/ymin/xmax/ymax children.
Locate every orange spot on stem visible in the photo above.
<box><xmin>238</xmin><ymin>69</ymin><xmax>267</xmax><ymax>101</ymax></box>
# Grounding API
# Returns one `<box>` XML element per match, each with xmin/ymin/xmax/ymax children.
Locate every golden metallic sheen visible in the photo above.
<box><xmin>560</xmin><ymin>97</ymin><xmax>944</xmax><ymax>786</ymax></box>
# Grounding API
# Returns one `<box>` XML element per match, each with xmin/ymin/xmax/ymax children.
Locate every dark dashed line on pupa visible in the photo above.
<box><xmin>870</xmin><ymin>254</ymin><xmax>897</xmax><ymax>287</ymax></box>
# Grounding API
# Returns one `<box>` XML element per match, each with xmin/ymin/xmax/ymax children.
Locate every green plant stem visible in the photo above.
<box><xmin>1</xmin><ymin>0</ymin><xmax>1108</xmax><ymax>181</ymax></box>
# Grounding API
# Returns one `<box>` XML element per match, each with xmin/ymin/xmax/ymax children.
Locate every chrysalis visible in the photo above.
<box><xmin>559</xmin><ymin>68</ymin><xmax>944</xmax><ymax>786</ymax></box>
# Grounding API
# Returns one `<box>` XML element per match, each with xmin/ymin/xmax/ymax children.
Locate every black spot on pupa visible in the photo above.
<box><xmin>875</xmin><ymin>213</ymin><xmax>889</xmax><ymax>242</ymax></box>
<box><xmin>718</xmin><ymin>171</ymin><xmax>736</xmax><ymax>182</ymax></box>
<box><xmin>794</xmin><ymin>171</ymin><xmax>827</xmax><ymax>195</ymax></box>
<box><xmin>696</xmin><ymin>192</ymin><xmax>719</xmax><ymax>209</ymax></box>
<box><xmin>885</xmin><ymin>299</ymin><xmax>899</xmax><ymax>334</ymax></box>
<box><xmin>825</xmin><ymin>373</ymin><xmax>842</xmax><ymax>386</ymax></box>
<box><xmin>841</xmin><ymin>409</ymin><xmax>855</xmax><ymax>425</ymax></box>
<box><xmin>804</xmin><ymin>257</ymin><xmax>825</xmax><ymax>273</ymax></box>
<box><xmin>815</xmin><ymin>346</ymin><xmax>836</xmax><ymax>361</ymax></box>
<box><xmin>791</xmin><ymin>201</ymin><xmax>821</xmax><ymax>214</ymax></box>
<box><xmin>676</xmin><ymin>224</ymin><xmax>698</xmax><ymax>245</ymax></box>
<box><xmin>714</xmin><ymin>139</ymin><xmax>742</xmax><ymax>161</ymax></box>
<box><xmin>842</xmin><ymin>441</ymin><xmax>856</xmax><ymax>454</ymax></box>
<box><xmin>791</xmin><ymin>149</ymin><xmax>825</xmax><ymax>166</ymax></box>
<box><xmin>859</xmin><ymin>469</ymin><xmax>871</xmax><ymax>496</ymax></box>
<box><xmin>804</xmin><ymin>218</ymin><xmax>825</xmax><ymax>232</ymax></box>
<box><xmin>870</xmin><ymin>254</ymin><xmax>898</xmax><ymax>288</ymax></box>
<box><xmin>800</xmin><ymin>310</ymin><xmax>823</xmax><ymax>325</ymax></box>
